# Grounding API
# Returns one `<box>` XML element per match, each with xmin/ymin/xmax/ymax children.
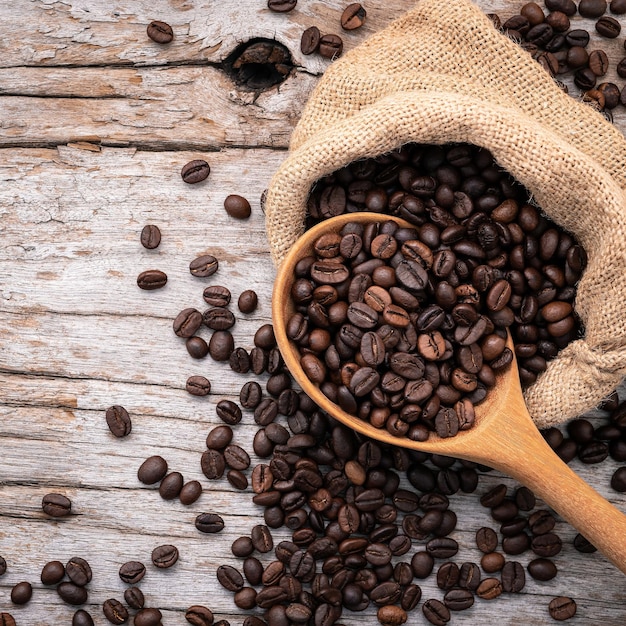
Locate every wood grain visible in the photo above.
<box><xmin>2</xmin><ymin>1</ymin><xmax>626</xmax><ymax>624</ymax></box>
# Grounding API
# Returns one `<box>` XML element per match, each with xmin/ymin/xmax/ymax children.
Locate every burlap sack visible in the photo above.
<box><xmin>265</xmin><ymin>0</ymin><xmax>626</xmax><ymax>428</ymax></box>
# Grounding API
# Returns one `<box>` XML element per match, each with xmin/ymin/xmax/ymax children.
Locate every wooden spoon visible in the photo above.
<box><xmin>272</xmin><ymin>212</ymin><xmax>626</xmax><ymax>574</ymax></box>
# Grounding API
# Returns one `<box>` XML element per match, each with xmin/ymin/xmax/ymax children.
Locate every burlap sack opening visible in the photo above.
<box><xmin>265</xmin><ymin>0</ymin><xmax>626</xmax><ymax>428</ymax></box>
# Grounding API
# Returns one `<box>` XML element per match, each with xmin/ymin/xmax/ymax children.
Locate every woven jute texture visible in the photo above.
<box><xmin>265</xmin><ymin>0</ymin><xmax>626</xmax><ymax>427</ymax></box>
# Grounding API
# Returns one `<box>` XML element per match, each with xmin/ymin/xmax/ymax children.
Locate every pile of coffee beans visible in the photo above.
<box><xmin>305</xmin><ymin>142</ymin><xmax>585</xmax><ymax>392</ymax></box>
<box><xmin>492</xmin><ymin>0</ymin><xmax>626</xmax><ymax>115</ymax></box>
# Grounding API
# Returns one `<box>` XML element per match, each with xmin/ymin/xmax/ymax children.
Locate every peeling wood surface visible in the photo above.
<box><xmin>1</xmin><ymin>1</ymin><xmax>626</xmax><ymax>624</ymax></box>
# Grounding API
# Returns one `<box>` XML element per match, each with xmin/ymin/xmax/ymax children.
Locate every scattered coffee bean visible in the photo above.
<box><xmin>174</xmin><ymin>308</ymin><xmax>204</xmax><ymax>338</ymax></box>
<box><xmin>10</xmin><ymin>581</ymin><xmax>32</xmax><ymax>605</ymax></box>
<box><xmin>185</xmin><ymin>605</ymin><xmax>214</xmax><ymax>626</ymax></box>
<box><xmin>341</xmin><ymin>3</ymin><xmax>366</xmax><ymax>30</ymax></box>
<box><xmin>151</xmin><ymin>544</ymin><xmax>179</xmax><ymax>568</ymax></box>
<box><xmin>611</xmin><ymin>466</ymin><xmax>626</xmax><ymax>491</ymax></box>
<box><xmin>0</xmin><ymin>614</ymin><xmax>16</xmax><ymax>626</ymax></box>
<box><xmin>66</xmin><ymin>557</ymin><xmax>92</xmax><ymax>587</ymax></box>
<box><xmin>422</xmin><ymin>598</ymin><xmax>450</xmax><ymax>625</ymax></box>
<box><xmin>180</xmin><ymin>480</ymin><xmax>203</xmax><ymax>505</ymax></box>
<box><xmin>549</xmin><ymin>596</ymin><xmax>577</xmax><ymax>620</ymax></box>
<box><xmin>134</xmin><ymin>608</ymin><xmax>162</xmax><ymax>626</ymax></box>
<box><xmin>42</xmin><ymin>492</ymin><xmax>72</xmax><ymax>517</ymax></box>
<box><xmin>238</xmin><ymin>289</ymin><xmax>258</xmax><ymax>314</ymax></box>
<box><xmin>140</xmin><ymin>224</ymin><xmax>161</xmax><ymax>249</ymax></box>
<box><xmin>57</xmin><ymin>582</ymin><xmax>88</xmax><ymax>606</ymax></box>
<box><xmin>138</xmin><ymin>455</ymin><xmax>168</xmax><ymax>484</ymax></box>
<box><xmin>102</xmin><ymin>598</ymin><xmax>128</xmax><ymax>625</ymax></box>
<box><xmin>224</xmin><ymin>194</ymin><xmax>251</xmax><ymax>219</ymax></box>
<box><xmin>41</xmin><ymin>560</ymin><xmax>65</xmax><ymax>585</ymax></box>
<box><xmin>527</xmin><ymin>557</ymin><xmax>558</xmax><ymax>581</ymax></box>
<box><xmin>195</xmin><ymin>513</ymin><xmax>225</xmax><ymax>533</ymax></box>
<box><xmin>190</xmin><ymin>254</ymin><xmax>219</xmax><ymax>277</ymax></box>
<box><xmin>159</xmin><ymin>471</ymin><xmax>184</xmax><ymax>500</ymax></box>
<box><xmin>186</xmin><ymin>336</ymin><xmax>210</xmax><ymax>359</ymax></box>
<box><xmin>186</xmin><ymin>375</ymin><xmax>212</xmax><ymax>396</ymax></box>
<box><xmin>72</xmin><ymin>610</ymin><xmax>95</xmax><ymax>626</ymax></box>
<box><xmin>267</xmin><ymin>0</ymin><xmax>297</xmax><ymax>12</ymax></box>
<box><xmin>105</xmin><ymin>405</ymin><xmax>132</xmax><ymax>437</ymax></box>
<box><xmin>301</xmin><ymin>26</ymin><xmax>321</xmax><ymax>55</ymax></box>
<box><xmin>124</xmin><ymin>587</ymin><xmax>145</xmax><ymax>610</ymax></box>
<box><xmin>318</xmin><ymin>34</ymin><xmax>344</xmax><ymax>59</ymax></box>
<box><xmin>147</xmin><ymin>20</ymin><xmax>173</xmax><ymax>44</ymax></box>
<box><xmin>137</xmin><ymin>269</ymin><xmax>167</xmax><ymax>290</ymax></box>
<box><xmin>181</xmin><ymin>159</ymin><xmax>210</xmax><ymax>184</ymax></box>
<box><xmin>119</xmin><ymin>561</ymin><xmax>146</xmax><ymax>584</ymax></box>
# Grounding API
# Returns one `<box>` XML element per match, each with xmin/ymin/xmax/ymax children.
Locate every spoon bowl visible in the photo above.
<box><xmin>273</xmin><ymin>213</ymin><xmax>626</xmax><ymax>574</ymax></box>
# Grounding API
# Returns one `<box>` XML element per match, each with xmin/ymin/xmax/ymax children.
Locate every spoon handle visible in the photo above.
<box><xmin>486</xmin><ymin>403</ymin><xmax>626</xmax><ymax>574</ymax></box>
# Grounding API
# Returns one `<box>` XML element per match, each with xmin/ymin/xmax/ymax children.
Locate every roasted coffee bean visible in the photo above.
<box><xmin>549</xmin><ymin>596</ymin><xmax>577</xmax><ymax>620</ymax></box>
<box><xmin>501</xmin><ymin>560</ymin><xmax>525</xmax><ymax>592</ymax></box>
<box><xmin>216</xmin><ymin>399</ymin><xmax>242</xmax><ymax>425</ymax></box>
<box><xmin>611</xmin><ymin>466</ymin><xmax>626</xmax><ymax>491</ymax></box>
<box><xmin>458</xmin><ymin>561</ymin><xmax>481</xmax><ymax>590</ymax></box>
<box><xmin>186</xmin><ymin>375</ymin><xmax>211</xmax><ymax>396</ymax></box>
<box><xmin>134</xmin><ymin>609</ymin><xmax>162</xmax><ymax>626</ymax></box>
<box><xmin>444</xmin><ymin>588</ymin><xmax>474</xmax><ymax>611</ymax></box>
<box><xmin>103</xmin><ymin>599</ymin><xmax>128</xmax><ymax>624</ymax></box>
<box><xmin>301</xmin><ymin>25</ymin><xmax>321</xmax><ymax>54</ymax></box>
<box><xmin>589</xmin><ymin>50</ymin><xmax>609</xmax><ymax>76</ymax></box>
<box><xmin>426</xmin><ymin>537</ymin><xmax>458</xmax><ymax>558</ymax></box>
<box><xmin>224</xmin><ymin>194</ymin><xmax>251</xmax><ymax>219</ymax></box>
<box><xmin>238</xmin><ymin>289</ymin><xmax>258</xmax><ymax>313</ymax></box>
<box><xmin>187</xmin><ymin>336</ymin><xmax>209</xmax><ymax>359</ymax></box>
<box><xmin>72</xmin><ymin>610</ymin><xmax>95</xmax><ymax>626</ymax></box>
<box><xmin>341</xmin><ymin>3</ymin><xmax>366</xmax><ymax>30</ymax></box>
<box><xmin>481</xmin><ymin>551</ymin><xmax>505</xmax><ymax>573</ymax></box>
<box><xmin>579</xmin><ymin>0</ymin><xmax>608</xmax><ymax>17</ymax></box>
<box><xmin>124</xmin><ymin>587</ymin><xmax>145</xmax><ymax>610</ymax></box>
<box><xmin>105</xmin><ymin>405</ymin><xmax>132</xmax><ymax>437</ymax></box>
<box><xmin>0</xmin><ymin>614</ymin><xmax>16</xmax><ymax>626</ymax></box>
<box><xmin>119</xmin><ymin>561</ymin><xmax>145</xmax><ymax>585</ymax></box>
<box><xmin>190</xmin><ymin>254</ymin><xmax>219</xmax><ymax>277</ymax></box>
<box><xmin>58</xmin><ymin>582</ymin><xmax>88</xmax><ymax>606</ymax></box>
<box><xmin>268</xmin><ymin>0</ymin><xmax>297</xmax><ymax>12</ymax></box>
<box><xmin>251</xmin><ymin>524</ymin><xmax>274</xmax><ymax>553</ymax></box>
<box><xmin>138</xmin><ymin>455</ymin><xmax>168</xmax><ymax>484</ymax></box>
<box><xmin>546</xmin><ymin>0</ymin><xmax>577</xmax><ymax>14</ymax></box>
<box><xmin>596</xmin><ymin>15</ymin><xmax>621</xmax><ymax>37</ymax></box>
<box><xmin>527</xmin><ymin>557</ymin><xmax>558</xmax><ymax>581</ymax></box>
<box><xmin>224</xmin><ymin>444</ymin><xmax>251</xmax><ymax>470</ymax></box>
<box><xmin>318</xmin><ymin>34</ymin><xmax>344</xmax><ymax>60</ymax></box>
<box><xmin>202</xmin><ymin>285</ymin><xmax>231</xmax><ymax>307</ymax></box>
<box><xmin>159</xmin><ymin>471</ymin><xmax>184</xmax><ymax>500</ymax></box>
<box><xmin>151</xmin><ymin>544</ymin><xmax>179</xmax><ymax>568</ymax></box>
<box><xmin>10</xmin><ymin>581</ymin><xmax>32</xmax><ymax>605</ymax></box>
<box><xmin>531</xmin><ymin>532</ymin><xmax>562</xmax><ymax>557</ymax></box>
<box><xmin>204</xmin><ymin>307</ymin><xmax>236</xmax><ymax>330</ymax></box>
<box><xmin>42</xmin><ymin>492</ymin><xmax>72</xmax><ymax>517</ymax></box>
<box><xmin>147</xmin><ymin>20</ymin><xmax>173</xmax><ymax>43</ymax></box>
<box><xmin>66</xmin><ymin>557</ymin><xmax>92</xmax><ymax>587</ymax></box>
<box><xmin>217</xmin><ymin>564</ymin><xmax>244</xmax><ymax>592</ymax></box>
<box><xmin>140</xmin><ymin>224</ymin><xmax>161</xmax><ymax>249</ymax></box>
<box><xmin>41</xmin><ymin>560</ymin><xmax>65</xmax><ymax>585</ymax></box>
<box><xmin>476</xmin><ymin>577</ymin><xmax>502</xmax><ymax>600</ymax></box>
<box><xmin>185</xmin><ymin>605</ymin><xmax>214</xmax><ymax>626</ymax></box>
<box><xmin>137</xmin><ymin>269</ymin><xmax>167</xmax><ymax>290</ymax></box>
<box><xmin>181</xmin><ymin>159</ymin><xmax>210</xmax><ymax>184</ymax></box>
<box><xmin>422</xmin><ymin>598</ymin><xmax>450</xmax><ymax>625</ymax></box>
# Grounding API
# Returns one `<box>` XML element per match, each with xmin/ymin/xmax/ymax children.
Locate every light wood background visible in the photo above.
<box><xmin>1</xmin><ymin>1</ymin><xmax>625</xmax><ymax>624</ymax></box>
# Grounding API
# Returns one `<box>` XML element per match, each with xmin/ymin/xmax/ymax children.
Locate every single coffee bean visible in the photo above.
<box><xmin>124</xmin><ymin>587</ymin><xmax>145</xmax><ymax>610</ymax></box>
<box><xmin>134</xmin><ymin>609</ymin><xmax>162</xmax><ymax>626</ymax></box>
<box><xmin>549</xmin><ymin>596</ymin><xmax>577</xmax><ymax>620</ymax></box>
<box><xmin>611</xmin><ymin>0</ymin><xmax>626</xmax><ymax>12</ymax></box>
<box><xmin>203</xmin><ymin>307</ymin><xmax>236</xmax><ymax>330</ymax></box>
<box><xmin>0</xmin><ymin>556</ymin><xmax>6</xmax><ymax>576</ymax></box>
<box><xmin>268</xmin><ymin>0</ymin><xmax>297</xmax><ymax>12</ymax></box>
<box><xmin>186</xmin><ymin>375</ymin><xmax>211</xmax><ymax>396</ymax></box>
<box><xmin>136</xmin><ymin>269</ymin><xmax>167</xmax><ymax>290</ymax></box>
<box><xmin>611</xmin><ymin>466</ymin><xmax>626</xmax><ymax>491</ymax></box>
<box><xmin>103</xmin><ymin>598</ymin><xmax>128</xmax><ymax>624</ymax></box>
<box><xmin>596</xmin><ymin>15</ymin><xmax>621</xmax><ymax>37</ymax></box>
<box><xmin>476</xmin><ymin>526</ymin><xmax>498</xmax><ymax>552</ymax></box>
<box><xmin>57</xmin><ymin>582</ymin><xmax>88</xmax><ymax>605</ymax></box>
<box><xmin>105</xmin><ymin>405</ymin><xmax>132</xmax><ymax>437</ymax></box>
<box><xmin>531</xmin><ymin>532</ymin><xmax>562</xmax><ymax>557</ymax></box>
<box><xmin>72</xmin><ymin>610</ymin><xmax>95</xmax><ymax>626</ymax></box>
<box><xmin>217</xmin><ymin>564</ymin><xmax>245</xmax><ymax>592</ymax></box>
<box><xmin>140</xmin><ymin>224</ymin><xmax>161</xmax><ymax>249</ymax></box>
<box><xmin>42</xmin><ymin>492</ymin><xmax>71</xmax><ymax>517</ymax></box>
<box><xmin>195</xmin><ymin>512</ymin><xmax>225</xmax><ymax>533</ymax></box>
<box><xmin>476</xmin><ymin>577</ymin><xmax>502</xmax><ymax>600</ymax></box>
<box><xmin>422</xmin><ymin>598</ymin><xmax>450</xmax><ymax>625</ymax></box>
<box><xmin>527</xmin><ymin>557</ymin><xmax>558</xmax><ymax>581</ymax></box>
<box><xmin>181</xmin><ymin>159</ymin><xmax>210</xmax><ymax>184</ymax></box>
<box><xmin>573</xmin><ymin>533</ymin><xmax>598</xmax><ymax>553</ymax></box>
<box><xmin>174</xmin><ymin>308</ymin><xmax>204</xmax><ymax>338</ymax></box>
<box><xmin>579</xmin><ymin>0</ymin><xmax>608</xmax><ymax>17</ymax></box>
<box><xmin>589</xmin><ymin>50</ymin><xmax>609</xmax><ymax>76</ymax></box>
<box><xmin>0</xmin><ymin>614</ymin><xmax>16</xmax><ymax>626</ymax></box>
<box><xmin>190</xmin><ymin>254</ymin><xmax>219</xmax><ymax>277</ymax></box>
<box><xmin>565</xmin><ymin>29</ymin><xmax>590</xmax><ymax>47</ymax></box>
<box><xmin>216</xmin><ymin>399</ymin><xmax>242</xmax><ymax>425</ymax></box>
<box><xmin>545</xmin><ymin>0</ymin><xmax>577</xmax><ymax>14</ymax></box>
<box><xmin>147</xmin><ymin>20</ymin><xmax>173</xmax><ymax>43</ymax></box>
<box><xmin>443</xmin><ymin>588</ymin><xmax>474</xmax><ymax>611</ymax></box>
<box><xmin>138</xmin><ymin>455</ymin><xmax>168</xmax><ymax>484</ymax></box>
<box><xmin>41</xmin><ymin>560</ymin><xmax>65</xmax><ymax>585</ymax></box>
<box><xmin>185</xmin><ymin>605</ymin><xmax>214</xmax><ymax>626</ymax></box>
<box><xmin>377</xmin><ymin>604</ymin><xmax>407</xmax><ymax>624</ymax></box>
<box><xmin>201</xmin><ymin>449</ymin><xmax>226</xmax><ymax>479</ymax></box>
<box><xmin>341</xmin><ymin>3</ymin><xmax>366</xmax><ymax>30</ymax></box>
<box><xmin>10</xmin><ymin>581</ymin><xmax>32</xmax><ymax>605</ymax></box>
<box><xmin>119</xmin><ymin>561</ymin><xmax>145</xmax><ymax>584</ymax></box>
<box><xmin>319</xmin><ymin>34</ymin><xmax>343</xmax><ymax>59</ymax></box>
<box><xmin>251</xmin><ymin>524</ymin><xmax>274</xmax><ymax>553</ymax></box>
<box><xmin>159</xmin><ymin>471</ymin><xmax>184</xmax><ymax>499</ymax></box>
<box><xmin>179</xmin><ymin>480</ymin><xmax>203</xmax><ymax>505</ymax></box>
<box><xmin>501</xmin><ymin>560</ymin><xmax>525</xmax><ymax>592</ymax></box>
<box><xmin>209</xmin><ymin>330</ymin><xmax>234</xmax><ymax>361</ymax></box>
<box><xmin>238</xmin><ymin>289</ymin><xmax>258</xmax><ymax>313</ymax></box>
<box><xmin>66</xmin><ymin>557</ymin><xmax>92</xmax><ymax>587</ymax></box>
<box><xmin>151</xmin><ymin>544</ymin><xmax>179</xmax><ymax>568</ymax></box>
<box><xmin>301</xmin><ymin>25</ymin><xmax>321</xmax><ymax>55</ymax></box>
<box><xmin>224</xmin><ymin>194</ymin><xmax>251</xmax><ymax>219</ymax></box>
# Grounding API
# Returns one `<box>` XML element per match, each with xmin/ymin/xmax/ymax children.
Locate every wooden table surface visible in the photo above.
<box><xmin>1</xmin><ymin>1</ymin><xmax>626</xmax><ymax>624</ymax></box>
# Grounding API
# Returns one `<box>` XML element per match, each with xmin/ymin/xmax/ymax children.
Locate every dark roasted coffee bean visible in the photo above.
<box><xmin>458</xmin><ymin>561</ymin><xmax>481</xmax><ymax>590</ymax></box>
<box><xmin>565</xmin><ymin>29</ymin><xmax>590</xmax><ymax>47</ymax></box>
<box><xmin>481</xmin><ymin>551</ymin><xmax>505</xmax><ymax>573</ymax></box>
<box><xmin>589</xmin><ymin>50</ymin><xmax>609</xmax><ymax>76</ymax></box>
<box><xmin>186</xmin><ymin>375</ymin><xmax>211</xmax><ymax>396</ymax></box>
<box><xmin>137</xmin><ymin>269</ymin><xmax>167</xmax><ymax>290</ymax></box>
<box><xmin>224</xmin><ymin>194</ymin><xmax>251</xmax><ymax>219</ymax></box>
<box><xmin>105</xmin><ymin>405</ymin><xmax>132</xmax><ymax>437</ymax></box>
<box><xmin>10</xmin><ymin>581</ymin><xmax>32</xmax><ymax>605</ymax></box>
<box><xmin>549</xmin><ymin>596</ymin><xmax>577</xmax><ymax>620</ymax></box>
<box><xmin>501</xmin><ymin>561</ymin><xmax>525</xmax><ymax>592</ymax></box>
<box><xmin>186</xmin><ymin>336</ymin><xmax>209</xmax><ymax>359</ymax></box>
<box><xmin>42</xmin><ymin>492</ymin><xmax>71</xmax><ymax>517</ymax></box>
<box><xmin>341</xmin><ymin>3</ymin><xmax>366</xmax><ymax>30</ymax></box>
<box><xmin>147</xmin><ymin>20</ymin><xmax>173</xmax><ymax>43</ymax></box>
<box><xmin>476</xmin><ymin>577</ymin><xmax>502</xmax><ymax>600</ymax></box>
<box><xmin>190</xmin><ymin>254</ymin><xmax>219</xmax><ymax>277</ymax></box>
<box><xmin>301</xmin><ymin>25</ymin><xmax>321</xmax><ymax>54</ymax></box>
<box><xmin>596</xmin><ymin>15</ymin><xmax>621</xmax><ymax>37</ymax></box>
<box><xmin>204</xmin><ymin>307</ymin><xmax>236</xmax><ymax>330</ymax></box>
<box><xmin>531</xmin><ymin>532</ymin><xmax>562</xmax><ymax>557</ymax></box>
<box><xmin>579</xmin><ymin>0</ymin><xmax>608</xmax><ymax>17</ymax></box>
<box><xmin>202</xmin><ymin>285</ymin><xmax>231</xmax><ymax>307</ymax></box>
<box><xmin>140</xmin><ymin>224</ymin><xmax>161</xmax><ymax>249</ymax></box>
<box><xmin>546</xmin><ymin>0</ymin><xmax>576</xmax><ymax>14</ymax></box>
<box><xmin>216</xmin><ymin>399</ymin><xmax>242</xmax><ymax>425</ymax></box>
<box><xmin>181</xmin><ymin>159</ymin><xmax>210</xmax><ymax>184</ymax></box>
<box><xmin>159</xmin><ymin>471</ymin><xmax>184</xmax><ymax>500</ymax></box>
<box><xmin>72</xmin><ymin>610</ymin><xmax>95</xmax><ymax>626</ymax></box>
<box><xmin>318</xmin><ymin>34</ymin><xmax>343</xmax><ymax>59</ymax></box>
<box><xmin>151</xmin><ymin>544</ymin><xmax>179</xmax><ymax>568</ymax></box>
<box><xmin>217</xmin><ymin>564</ymin><xmax>244</xmax><ymax>592</ymax></box>
<box><xmin>134</xmin><ymin>609</ymin><xmax>162</xmax><ymax>626</ymax></box>
<box><xmin>66</xmin><ymin>557</ymin><xmax>92</xmax><ymax>587</ymax></box>
<box><xmin>58</xmin><ymin>582</ymin><xmax>88</xmax><ymax>606</ymax></box>
<box><xmin>119</xmin><ymin>561</ymin><xmax>145</xmax><ymax>584</ymax></box>
<box><xmin>103</xmin><ymin>599</ymin><xmax>128</xmax><ymax>624</ymax></box>
<box><xmin>444</xmin><ymin>588</ymin><xmax>474</xmax><ymax>611</ymax></box>
<box><xmin>138</xmin><ymin>455</ymin><xmax>167</xmax><ymax>484</ymax></box>
<box><xmin>422</xmin><ymin>598</ymin><xmax>450</xmax><ymax>625</ymax></box>
<box><xmin>611</xmin><ymin>466</ymin><xmax>626</xmax><ymax>491</ymax></box>
<box><xmin>0</xmin><ymin>615</ymin><xmax>16</xmax><ymax>626</ymax></box>
<box><xmin>41</xmin><ymin>560</ymin><xmax>65</xmax><ymax>585</ymax></box>
<box><xmin>252</xmin><ymin>524</ymin><xmax>274</xmax><ymax>553</ymax></box>
<box><xmin>124</xmin><ymin>587</ymin><xmax>145</xmax><ymax>610</ymax></box>
<box><xmin>268</xmin><ymin>0</ymin><xmax>296</xmax><ymax>12</ymax></box>
<box><xmin>527</xmin><ymin>557</ymin><xmax>558</xmax><ymax>581</ymax></box>
<box><xmin>238</xmin><ymin>289</ymin><xmax>258</xmax><ymax>313</ymax></box>
<box><xmin>426</xmin><ymin>537</ymin><xmax>458</xmax><ymax>558</ymax></box>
